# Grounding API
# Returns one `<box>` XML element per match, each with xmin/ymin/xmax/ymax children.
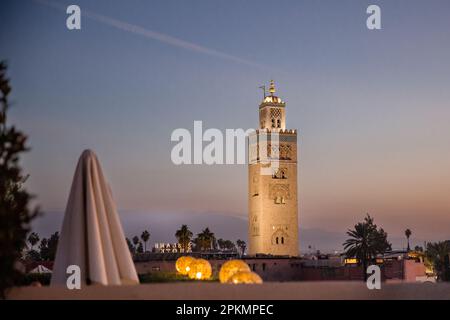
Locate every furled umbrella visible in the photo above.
<box><xmin>51</xmin><ymin>150</ymin><xmax>139</xmax><ymax>286</ymax></box>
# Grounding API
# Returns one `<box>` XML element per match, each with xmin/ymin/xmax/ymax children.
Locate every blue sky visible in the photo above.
<box><xmin>1</xmin><ymin>0</ymin><xmax>450</xmax><ymax>246</ymax></box>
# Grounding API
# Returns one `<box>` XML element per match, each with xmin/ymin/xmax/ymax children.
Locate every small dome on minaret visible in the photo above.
<box><xmin>262</xmin><ymin>80</ymin><xmax>284</xmax><ymax>104</ymax></box>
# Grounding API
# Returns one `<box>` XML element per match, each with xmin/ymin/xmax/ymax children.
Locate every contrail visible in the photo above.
<box><xmin>34</xmin><ymin>0</ymin><xmax>274</xmax><ymax>71</ymax></box>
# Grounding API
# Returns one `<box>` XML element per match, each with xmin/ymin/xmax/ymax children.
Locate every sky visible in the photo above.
<box><xmin>1</xmin><ymin>0</ymin><xmax>450</xmax><ymax>250</ymax></box>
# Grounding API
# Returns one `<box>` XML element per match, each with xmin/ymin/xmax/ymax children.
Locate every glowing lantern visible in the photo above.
<box><xmin>187</xmin><ymin>258</ymin><xmax>212</xmax><ymax>280</ymax></box>
<box><xmin>219</xmin><ymin>260</ymin><xmax>251</xmax><ymax>283</ymax></box>
<box><xmin>228</xmin><ymin>271</ymin><xmax>263</xmax><ymax>284</ymax></box>
<box><xmin>175</xmin><ymin>256</ymin><xmax>196</xmax><ymax>275</ymax></box>
<box><xmin>344</xmin><ymin>258</ymin><xmax>358</xmax><ymax>265</ymax></box>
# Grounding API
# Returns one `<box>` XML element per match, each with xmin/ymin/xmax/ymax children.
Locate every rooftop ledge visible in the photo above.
<box><xmin>259</xmin><ymin>102</ymin><xmax>286</xmax><ymax>107</ymax></box>
<box><xmin>251</xmin><ymin>129</ymin><xmax>297</xmax><ymax>134</ymax></box>
<box><xmin>7</xmin><ymin>282</ymin><xmax>450</xmax><ymax>300</ymax></box>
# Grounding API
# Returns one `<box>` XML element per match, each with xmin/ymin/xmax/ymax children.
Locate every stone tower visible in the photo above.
<box><xmin>248</xmin><ymin>81</ymin><xmax>299</xmax><ymax>256</ymax></box>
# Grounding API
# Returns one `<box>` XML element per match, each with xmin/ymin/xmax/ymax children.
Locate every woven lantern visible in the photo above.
<box><xmin>219</xmin><ymin>260</ymin><xmax>251</xmax><ymax>283</ymax></box>
<box><xmin>187</xmin><ymin>258</ymin><xmax>212</xmax><ymax>280</ymax></box>
<box><xmin>175</xmin><ymin>256</ymin><xmax>196</xmax><ymax>275</ymax></box>
<box><xmin>228</xmin><ymin>271</ymin><xmax>263</xmax><ymax>284</ymax></box>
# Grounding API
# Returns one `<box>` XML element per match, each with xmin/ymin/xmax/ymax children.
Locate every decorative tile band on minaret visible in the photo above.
<box><xmin>248</xmin><ymin>81</ymin><xmax>299</xmax><ymax>256</ymax></box>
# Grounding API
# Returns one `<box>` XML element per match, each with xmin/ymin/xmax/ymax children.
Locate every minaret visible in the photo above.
<box><xmin>248</xmin><ymin>81</ymin><xmax>299</xmax><ymax>256</ymax></box>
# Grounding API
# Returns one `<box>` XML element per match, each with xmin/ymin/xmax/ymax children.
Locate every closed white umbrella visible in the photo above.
<box><xmin>51</xmin><ymin>150</ymin><xmax>139</xmax><ymax>286</ymax></box>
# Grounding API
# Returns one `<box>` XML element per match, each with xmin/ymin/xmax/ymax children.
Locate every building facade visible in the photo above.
<box><xmin>248</xmin><ymin>81</ymin><xmax>299</xmax><ymax>256</ymax></box>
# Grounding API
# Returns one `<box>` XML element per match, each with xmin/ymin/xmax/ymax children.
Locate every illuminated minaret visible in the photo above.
<box><xmin>248</xmin><ymin>80</ymin><xmax>299</xmax><ymax>256</ymax></box>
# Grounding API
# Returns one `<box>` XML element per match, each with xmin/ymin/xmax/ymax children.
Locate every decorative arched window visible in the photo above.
<box><xmin>272</xmin><ymin>229</ymin><xmax>288</xmax><ymax>246</ymax></box>
<box><xmin>274</xmin><ymin>196</ymin><xmax>285</xmax><ymax>204</ymax></box>
<box><xmin>270</xmin><ymin>184</ymin><xmax>290</xmax><ymax>204</ymax></box>
<box><xmin>270</xmin><ymin>108</ymin><xmax>281</xmax><ymax>129</ymax></box>
<box><xmin>272</xmin><ymin>168</ymin><xmax>287</xmax><ymax>180</ymax></box>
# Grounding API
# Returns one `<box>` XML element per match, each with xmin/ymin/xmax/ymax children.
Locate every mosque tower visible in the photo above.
<box><xmin>248</xmin><ymin>80</ymin><xmax>299</xmax><ymax>256</ymax></box>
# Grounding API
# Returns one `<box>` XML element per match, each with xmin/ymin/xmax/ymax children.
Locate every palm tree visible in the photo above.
<box><xmin>343</xmin><ymin>214</ymin><xmax>391</xmax><ymax>281</ymax></box>
<box><xmin>196</xmin><ymin>228</ymin><xmax>215</xmax><ymax>251</ymax></box>
<box><xmin>27</xmin><ymin>232</ymin><xmax>40</xmax><ymax>249</ymax></box>
<box><xmin>175</xmin><ymin>225</ymin><xmax>193</xmax><ymax>253</ymax></box>
<box><xmin>405</xmin><ymin>229</ymin><xmax>412</xmax><ymax>252</ymax></box>
<box><xmin>136</xmin><ymin>242</ymin><xmax>144</xmax><ymax>254</ymax></box>
<box><xmin>141</xmin><ymin>230</ymin><xmax>150</xmax><ymax>252</ymax></box>
<box><xmin>132</xmin><ymin>236</ymin><xmax>139</xmax><ymax>248</ymax></box>
<box><xmin>426</xmin><ymin>241</ymin><xmax>450</xmax><ymax>281</ymax></box>
<box><xmin>217</xmin><ymin>239</ymin><xmax>236</xmax><ymax>251</ymax></box>
<box><xmin>236</xmin><ymin>239</ymin><xmax>246</xmax><ymax>256</ymax></box>
<box><xmin>217</xmin><ymin>238</ymin><xmax>225</xmax><ymax>250</ymax></box>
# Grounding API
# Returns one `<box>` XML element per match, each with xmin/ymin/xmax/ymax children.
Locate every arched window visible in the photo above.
<box><xmin>275</xmin><ymin>196</ymin><xmax>286</xmax><ymax>204</ymax></box>
<box><xmin>281</xmin><ymin>237</ymin><xmax>284</xmax><ymax>244</ymax></box>
<box><xmin>271</xmin><ymin>119</ymin><xmax>275</xmax><ymax>128</ymax></box>
<box><xmin>276</xmin><ymin>237</ymin><xmax>279</xmax><ymax>244</ymax></box>
<box><xmin>277</xmin><ymin>119</ymin><xmax>281</xmax><ymax>128</ymax></box>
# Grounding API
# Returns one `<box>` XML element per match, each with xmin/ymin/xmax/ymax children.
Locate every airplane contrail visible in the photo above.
<box><xmin>34</xmin><ymin>0</ymin><xmax>275</xmax><ymax>71</ymax></box>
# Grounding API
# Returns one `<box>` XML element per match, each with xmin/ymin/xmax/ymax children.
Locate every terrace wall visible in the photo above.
<box><xmin>134</xmin><ymin>256</ymin><xmax>426</xmax><ymax>282</ymax></box>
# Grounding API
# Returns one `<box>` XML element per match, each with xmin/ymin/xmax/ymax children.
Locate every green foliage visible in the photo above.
<box><xmin>27</xmin><ymin>232</ymin><xmax>40</xmax><ymax>249</ymax></box>
<box><xmin>405</xmin><ymin>228</ymin><xmax>412</xmax><ymax>251</ymax></box>
<box><xmin>140</xmin><ymin>230</ymin><xmax>150</xmax><ymax>252</ymax></box>
<box><xmin>0</xmin><ymin>61</ymin><xmax>38</xmax><ymax>297</ymax></box>
<box><xmin>136</xmin><ymin>241</ymin><xmax>144</xmax><ymax>254</ymax></box>
<box><xmin>236</xmin><ymin>239</ymin><xmax>246</xmax><ymax>256</ymax></box>
<box><xmin>21</xmin><ymin>232</ymin><xmax>59</xmax><ymax>262</ymax></box>
<box><xmin>193</xmin><ymin>227</ymin><xmax>216</xmax><ymax>252</ymax></box>
<box><xmin>175</xmin><ymin>224</ymin><xmax>193</xmax><ymax>253</ymax></box>
<box><xmin>130</xmin><ymin>235</ymin><xmax>144</xmax><ymax>255</ymax></box>
<box><xmin>138</xmin><ymin>272</ymin><xmax>190</xmax><ymax>283</ymax></box>
<box><xmin>217</xmin><ymin>238</ymin><xmax>236</xmax><ymax>251</ymax></box>
<box><xmin>25</xmin><ymin>249</ymin><xmax>41</xmax><ymax>261</ymax></box>
<box><xmin>343</xmin><ymin>214</ymin><xmax>391</xmax><ymax>281</ymax></box>
<box><xmin>426</xmin><ymin>241</ymin><xmax>450</xmax><ymax>282</ymax></box>
<box><xmin>38</xmin><ymin>232</ymin><xmax>59</xmax><ymax>261</ymax></box>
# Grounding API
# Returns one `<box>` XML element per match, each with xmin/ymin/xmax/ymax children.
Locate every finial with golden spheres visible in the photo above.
<box><xmin>269</xmin><ymin>79</ymin><xmax>276</xmax><ymax>96</ymax></box>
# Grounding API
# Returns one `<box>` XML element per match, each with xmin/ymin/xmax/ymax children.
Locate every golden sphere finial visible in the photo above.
<box><xmin>269</xmin><ymin>80</ymin><xmax>275</xmax><ymax>95</ymax></box>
